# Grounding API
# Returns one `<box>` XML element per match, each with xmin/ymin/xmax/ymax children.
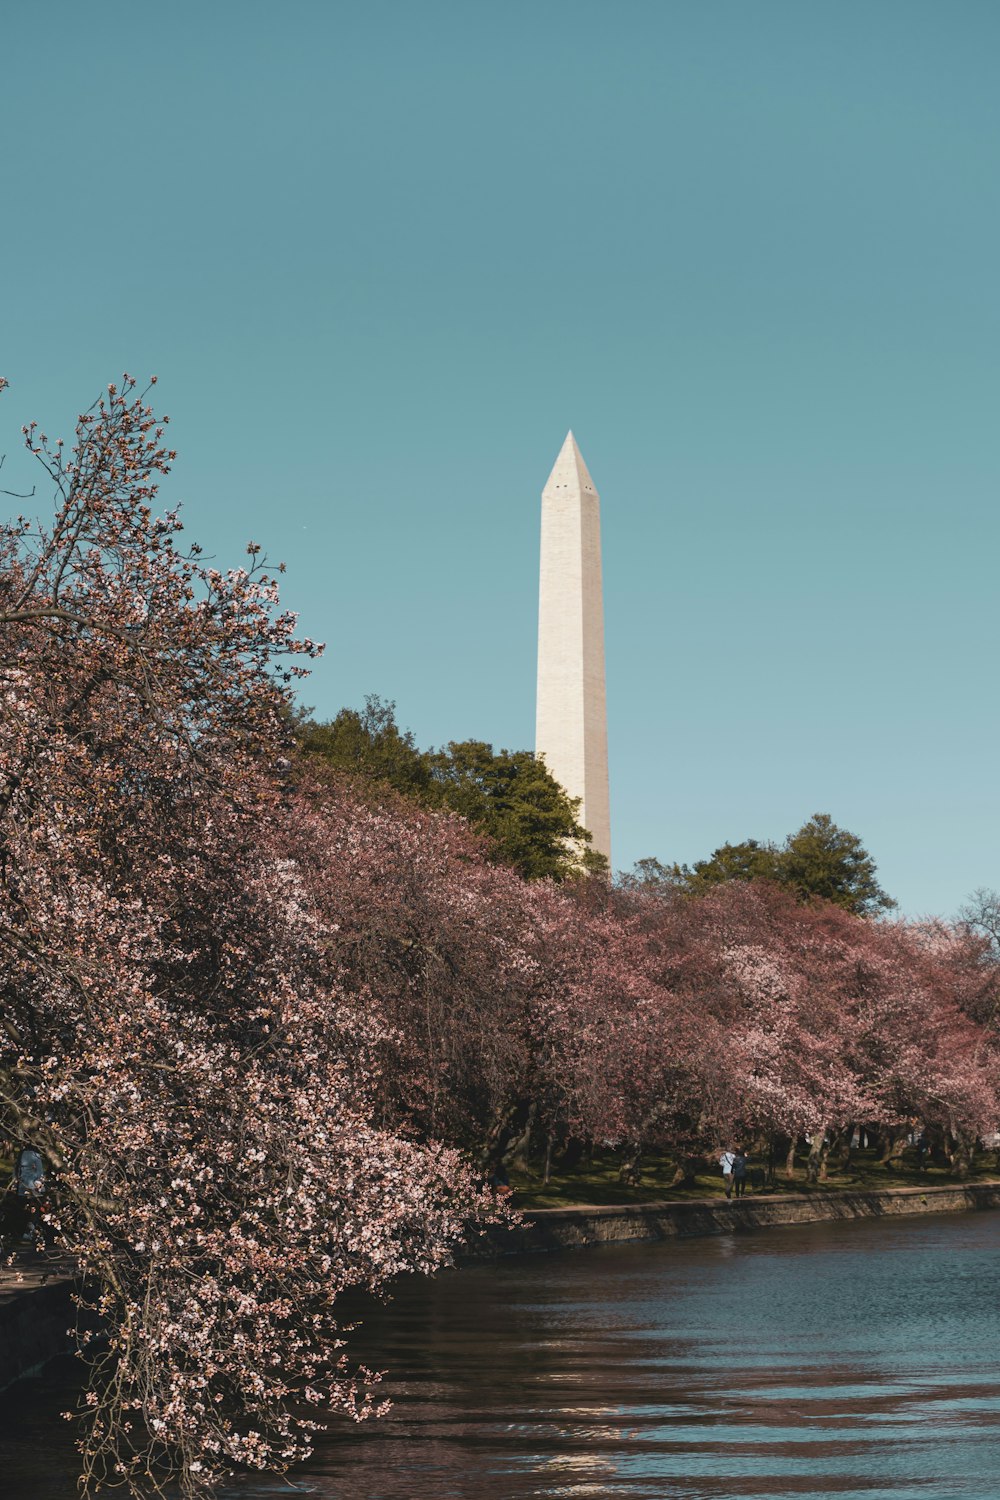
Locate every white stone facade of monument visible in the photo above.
<box><xmin>535</xmin><ymin>431</ymin><xmax>611</xmax><ymax>866</ymax></box>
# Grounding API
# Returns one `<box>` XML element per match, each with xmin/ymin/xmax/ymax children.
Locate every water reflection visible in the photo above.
<box><xmin>5</xmin><ymin>1213</ymin><xmax>1000</xmax><ymax>1498</ymax></box>
<box><xmin>294</xmin><ymin>1214</ymin><xmax>1000</xmax><ymax>1499</ymax></box>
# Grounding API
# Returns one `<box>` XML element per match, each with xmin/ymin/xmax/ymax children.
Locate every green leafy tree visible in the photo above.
<box><xmin>780</xmin><ymin>812</ymin><xmax>895</xmax><ymax>917</ymax></box>
<box><xmin>681</xmin><ymin>838</ymin><xmax>781</xmax><ymax>897</ymax></box>
<box><xmin>428</xmin><ymin>739</ymin><xmax>597</xmax><ymax>880</ymax></box>
<box><xmin>616</xmin><ymin>856</ymin><xmax>684</xmax><ymax>895</ymax></box>
<box><xmin>296</xmin><ymin>696</ymin><xmax>438</xmax><ymax>804</ymax></box>
<box><xmin>633</xmin><ymin>813</ymin><xmax>894</xmax><ymax>918</ymax></box>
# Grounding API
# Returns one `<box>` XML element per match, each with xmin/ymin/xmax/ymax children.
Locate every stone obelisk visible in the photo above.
<box><xmin>535</xmin><ymin>431</ymin><xmax>611</xmax><ymax>866</ymax></box>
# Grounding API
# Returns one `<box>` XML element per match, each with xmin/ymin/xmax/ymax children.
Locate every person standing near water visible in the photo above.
<box><xmin>732</xmin><ymin>1148</ymin><xmax>748</xmax><ymax>1198</ymax></box>
<box><xmin>719</xmin><ymin>1147</ymin><xmax>736</xmax><ymax>1199</ymax></box>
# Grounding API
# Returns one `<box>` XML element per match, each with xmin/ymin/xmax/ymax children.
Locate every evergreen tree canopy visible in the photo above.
<box><xmin>781</xmin><ymin>812</ymin><xmax>895</xmax><ymax>916</ymax></box>
<box><xmin>682</xmin><ymin>839</ymin><xmax>778</xmax><ymax>897</ymax></box>
<box><xmin>634</xmin><ymin>813</ymin><xmax>895</xmax><ymax>918</ymax></box>
<box><xmin>296</xmin><ymin>696</ymin><xmax>437</xmax><ymax>803</ymax></box>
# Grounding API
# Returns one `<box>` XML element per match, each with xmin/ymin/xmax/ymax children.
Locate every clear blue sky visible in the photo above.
<box><xmin>2</xmin><ymin>2</ymin><xmax>997</xmax><ymax>916</ymax></box>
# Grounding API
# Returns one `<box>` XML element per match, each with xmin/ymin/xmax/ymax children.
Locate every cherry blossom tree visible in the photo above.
<box><xmin>614</xmin><ymin>880</ymin><xmax>1000</xmax><ymax>1180</ymax></box>
<box><xmin>276</xmin><ymin>769</ymin><xmax>538</xmax><ymax>1154</ymax></box>
<box><xmin>279</xmin><ymin>777</ymin><xmax>697</xmax><ymax>1182</ymax></box>
<box><xmin>849</xmin><ymin>919</ymin><xmax>1000</xmax><ymax>1172</ymax></box>
<box><xmin>0</xmin><ymin>379</ymin><xmax>495</xmax><ymax>1497</ymax></box>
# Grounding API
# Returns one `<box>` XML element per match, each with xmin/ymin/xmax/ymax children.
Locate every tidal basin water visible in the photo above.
<box><xmin>6</xmin><ymin>1212</ymin><xmax>1000</xmax><ymax>1498</ymax></box>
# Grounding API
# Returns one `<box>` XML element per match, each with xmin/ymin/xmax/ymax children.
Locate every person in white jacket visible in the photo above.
<box><xmin>719</xmin><ymin>1147</ymin><xmax>736</xmax><ymax>1200</ymax></box>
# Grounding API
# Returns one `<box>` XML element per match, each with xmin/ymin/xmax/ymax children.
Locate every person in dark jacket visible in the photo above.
<box><xmin>6</xmin><ymin>1146</ymin><xmax>49</xmax><ymax>1247</ymax></box>
<box><xmin>13</xmin><ymin>1147</ymin><xmax>45</xmax><ymax>1198</ymax></box>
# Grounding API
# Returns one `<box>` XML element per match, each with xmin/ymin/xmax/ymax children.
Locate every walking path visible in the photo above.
<box><xmin>0</xmin><ymin>1246</ymin><xmax>74</xmax><ymax>1297</ymax></box>
<box><xmin>535</xmin><ymin>1174</ymin><xmax>1000</xmax><ymax>1212</ymax></box>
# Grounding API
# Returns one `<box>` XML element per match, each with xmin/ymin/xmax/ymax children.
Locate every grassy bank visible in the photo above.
<box><xmin>509</xmin><ymin>1146</ymin><xmax>1000</xmax><ymax>1210</ymax></box>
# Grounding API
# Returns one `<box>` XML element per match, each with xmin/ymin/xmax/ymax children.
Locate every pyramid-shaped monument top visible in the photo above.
<box><xmin>542</xmin><ymin>430</ymin><xmax>598</xmax><ymax>500</ymax></box>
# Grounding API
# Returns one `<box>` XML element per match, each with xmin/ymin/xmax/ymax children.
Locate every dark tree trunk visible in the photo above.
<box><xmin>879</xmin><ymin>1130</ymin><xmax>909</xmax><ymax>1167</ymax></box>
<box><xmin>832</xmin><ymin>1123</ymin><xmax>855</xmax><ymax>1172</ymax></box>
<box><xmin>542</xmin><ymin>1130</ymin><xmax>553</xmax><ymax>1186</ymax></box>
<box><xmin>507</xmin><ymin>1100</ymin><xmax>537</xmax><ymax>1171</ymax></box>
<box><xmin>668</xmin><ymin>1156</ymin><xmax>696</xmax><ymax>1189</ymax></box>
<box><xmin>483</xmin><ymin>1097</ymin><xmax>536</xmax><ymax>1172</ymax></box>
<box><xmin>618</xmin><ymin>1144</ymin><xmax>643</xmax><ymax>1186</ymax></box>
<box><xmin>947</xmin><ymin>1126</ymin><xmax>974</xmax><ymax>1180</ymax></box>
<box><xmin>785</xmin><ymin>1139</ymin><xmax>798</xmax><ymax>1181</ymax></box>
<box><xmin>806</xmin><ymin>1126</ymin><xmax>830</xmax><ymax>1185</ymax></box>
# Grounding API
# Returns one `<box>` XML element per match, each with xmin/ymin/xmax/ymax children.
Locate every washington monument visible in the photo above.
<box><xmin>535</xmin><ymin>431</ymin><xmax>611</xmax><ymax>866</ymax></box>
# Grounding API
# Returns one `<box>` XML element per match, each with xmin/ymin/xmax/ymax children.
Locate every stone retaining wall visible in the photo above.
<box><xmin>0</xmin><ymin>1267</ymin><xmax>75</xmax><ymax>1392</ymax></box>
<box><xmin>468</xmin><ymin>1180</ymin><xmax>1000</xmax><ymax>1258</ymax></box>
